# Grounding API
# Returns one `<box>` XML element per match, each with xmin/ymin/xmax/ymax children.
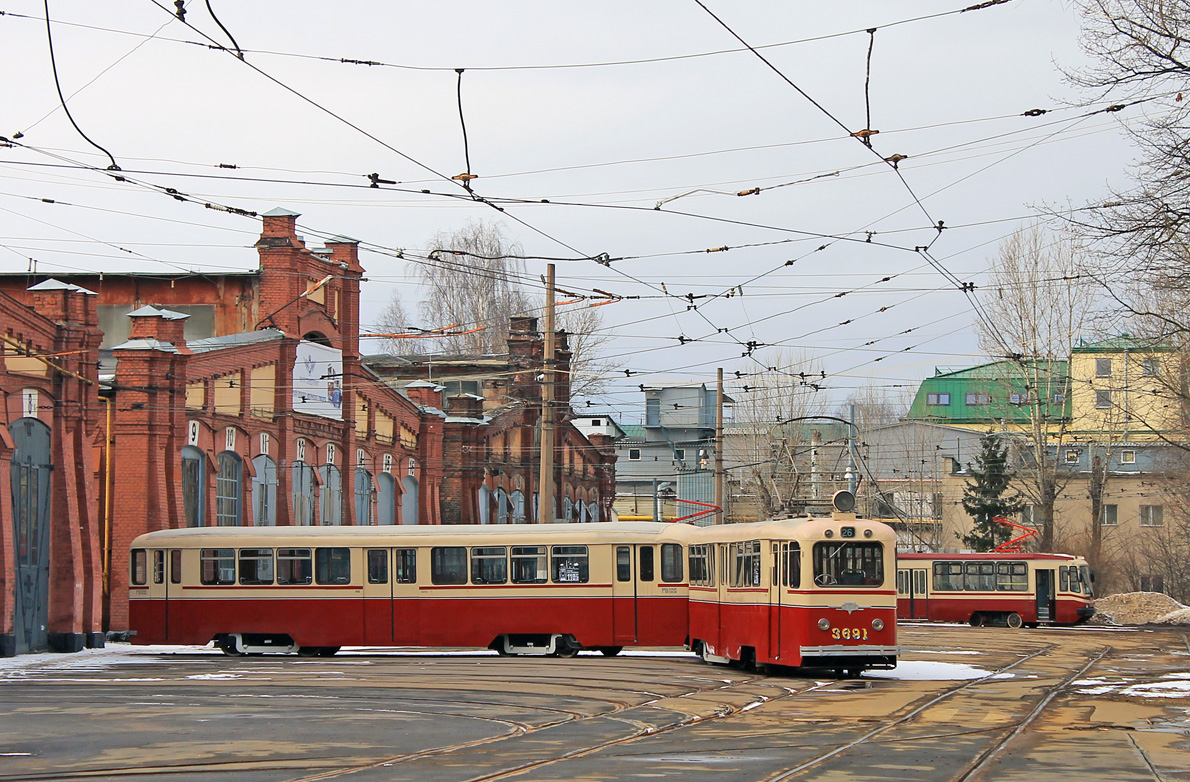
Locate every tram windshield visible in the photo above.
<box><xmin>812</xmin><ymin>542</ymin><xmax>884</xmax><ymax>587</ymax></box>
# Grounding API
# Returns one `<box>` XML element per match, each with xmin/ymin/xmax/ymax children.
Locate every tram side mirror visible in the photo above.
<box><xmin>832</xmin><ymin>490</ymin><xmax>856</xmax><ymax>513</ymax></box>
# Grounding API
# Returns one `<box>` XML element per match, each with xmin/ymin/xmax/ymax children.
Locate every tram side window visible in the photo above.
<box><xmin>933</xmin><ymin>561</ymin><xmax>963</xmax><ymax>591</ymax></box>
<box><xmin>660</xmin><ymin>544</ymin><xmax>684</xmax><ymax>583</ymax></box>
<box><xmin>153</xmin><ymin>550</ymin><xmax>165</xmax><ymax>585</ymax></box>
<box><xmin>964</xmin><ymin>562</ymin><xmax>996</xmax><ymax>591</ymax></box>
<box><xmin>131</xmin><ymin>549</ymin><xmax>148</xmax><ymax>586</ymax></box>
<box><xmin>689</xmin><ymin>545</ymin><xmax>709</xmax><ymax>586</ymax></box>
<box><xmin>239</xmin><ymin>548</ymin><xmax>275</xmax><ymax>585</ymax></box>
<box><xmin>996</xmin><ymin>562</ymin><xmax>1027</xmax><ymax>591</ymax></box>
<box><xmin>430</xmin><ymin>546</ymin><xmax>468</xmax><ymax>585</ymax></box>
<box><xmin>170</xmin><ymin>550</ymin><xmax>182</xmax><ymax>584</ymax></box>
<box><xmin>512</xmin><ymin>546</ymin><xmax>548</xmax><ymax>584</ymax></box>
<box><xmin>786</xmin><ymin>544</ymin><xmax>801</xmax><ymax>588</ymax></box>
<box><xmin>639</xmin><ymin>546</ymin><xmax>655</xmax><ymax>582</ymax></box>
<box><xmin>551</xmin><ymin>545</ymin><xmax>589</xmax><ymax>583</ymax></box>
<box><xmin>315</xmin><ymin>547</ymin><xmax>351</xmax><ymax>585</ymax></box>
<box><xmin>913</xmin><ymin>569</ymin><xmax>927</xmax><ymax>595</ymax></box>
<box><xmin>367</xmin><ymin>550</ymin><xmax>389</xmax><ymax>584</ymax></box>
<box><xmin>1060</xmin><ymin>565</ymin><xmax>1075</xmax><ymax>593</ymax></box>
<box><xmin>616</xmin><ymin>546</ymin><xmax>632</xmax><ymax>582</ymax></box>
<box><xmin>812</xmin><ymin>542</ymin><xmax>883</xmax><ymax>587</ymax></box>
<box><xmin>471</xmin><ymin>546</ymin><xmax>508</xmax><ymax>585</ymax></box>
<box><xmin>200</xmin><ymin>548</ymin><xmax>235</xmax><ymax>585</ymax></box>
<box><xmin>277</xmin><ymin>548</ymin><xmax>313</xmax><ymax>585</ymax></box>
<box><xmin>730</xmin><ymin>541</ymin><xmax>761</xmax><ymax>588</ymax></box>
<box><xmin>395</xmin><ymin>548</ymin><xmax>417</xmax><ymax>583</ymax></box>
<box><xmin>897</xmin><ymin>570</ymin><xmax>908</xmax><ymax>595</ymax></box>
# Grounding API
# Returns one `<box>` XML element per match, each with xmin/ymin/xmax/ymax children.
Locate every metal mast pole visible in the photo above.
<box><xmin>537</xmin><ymin>263</ymin><xmax>556</xmax><ymax>523</ymax></box>
<box><xmin>715</xmin><ymin>367</ymin><xmax>725</xmax><ymax>524</ymax></box>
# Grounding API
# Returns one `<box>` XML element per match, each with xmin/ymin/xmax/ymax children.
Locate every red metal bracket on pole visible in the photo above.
<box><xmin>991</xmin><ymin>515</ymin><xmax>1038</xmax><ymax>553</ymax></box>
<box><xmin>670</xmin><ymin>498</ymin><xmax>721</xmax><ymax>524</ymax></box>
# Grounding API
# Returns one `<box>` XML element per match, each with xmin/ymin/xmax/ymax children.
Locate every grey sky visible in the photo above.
<box><xmin>0</xmin><ymin>1</ymin><xmax>1143</xmax><ymax>419</ymax></box>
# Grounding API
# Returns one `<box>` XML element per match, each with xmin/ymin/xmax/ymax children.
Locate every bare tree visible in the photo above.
<box><xmin>976</xmin><ymin>224</ymin><xmax>1099</xmax><ymax>550</ymax></box>
<box><xmin>374</xmin><ymin>289</ymin><xmax>423</xmax><ymax>355</ymax></box>
<box><xmin>376</xmin><ymin>219</ymin><xmax>614</xmax><ymax>399</ymax></box>
<box><xmin>837</xmin><ymin>381</ymin><xmax>912</xmax><ymax>431</ymax></box>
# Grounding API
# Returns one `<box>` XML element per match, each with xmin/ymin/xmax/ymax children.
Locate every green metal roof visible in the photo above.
<box><xmin>1072</xmin><ymin>335</ymin><xmax>1174</xmax><ymax>353</ymax></box>
<box><xmin>906</xmin><ymin>359</ymin><xmax>1070</xmax><ymax>425</ymax></box>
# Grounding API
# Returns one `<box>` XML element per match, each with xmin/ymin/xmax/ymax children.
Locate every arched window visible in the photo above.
<box><xmin>589</xmin><ymin>492</ymin><xmax>600</xmax><ymax>523</ymax></box>
<box><xmin>511</xmin><ymin>490</ymin><xmax>526</xmax><ymax>524</ymax></box>
<box><xmin>377</xmin><ymin>472</ymin><xmax>396</xmax><ymax>525</ymax></box>
<box><xmin>400</xmin><ymin>475</ymin><xmax>419</xmax><ymax>524</ymax></box>
<box><xmin>215</xmin><ymin>451</ymin><xmax>242</xmax><ymax>526</ymax></box>
<box><xmin>478</xmin><ymin>484</ymin><xmax>491</xmax><ymax>524</ymax></box>
<box><xmin>318</xmin><ymin>464</ymin><xmax>342</xmax><ymax>526</ymax></box>
<box><xmin>10</xmin><ymin>417</ymin><xmax>51</xmax><ymax>653</ymax></box>
<box><xmin>578</xmin><ymin>498</ymin><xmax>588</xmax><ymax>524</ymax></box>
<box><xmin>181</xmin><ymin>446</ymin><xmax>206</xmax><ymax>527</ymax></box>
<box><xmin>251</xmin><ymin>454</ymin><xmax>278</xmax><ymax>526</ymax></box>
<box><xmin>292</xmin><ymin>460</ymin><xmax>315</xmax><ymax>526</ymax></box>
<box><xmin>354</xmin><ymin>468</ymin><xmax>374</xmax><ymax>525</ymax></box>
<box><xmin>495</xmin><ymin>488</ymin><xmax>509</xmax><ymax>524</ymax></box>
<box><xmin>563</xmin><ymin>496</ymin><xmax>573</xmax><ymax>523</ymax></box>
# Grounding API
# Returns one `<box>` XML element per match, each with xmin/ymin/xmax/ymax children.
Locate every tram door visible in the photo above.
<box><xmin>1036</xmin><ymin>568</ymin><xmax>1054</xmax><ymax>623</ymax></box>
<box><xmin>363</xmin><ymin>549</ymin><xmax>394</xmax><ymax>644</ymax></box>
<box><xmin>907</xmin><ymin>568</ymin><xmax>929</xmax><ymax>619</ymax></box>
<box><xmin>611</xmin><ymin>545</ymin><xmax>637</xmax><ymax>644</ymax></box>
<box><xmin>392</xmin><ymin>547</ymin><xmax>420</xmax><ymax>644</ymax></box>
<box><xmin>770</xmin><ymin>543</ymin><xmax>785</xmax><ymax>661</ymax></box>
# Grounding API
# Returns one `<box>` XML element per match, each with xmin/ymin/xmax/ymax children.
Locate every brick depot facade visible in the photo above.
<box><xmin>0</xmin><ymin>209</ymin><xmax>615</xmax><ymax>654</ymax></box>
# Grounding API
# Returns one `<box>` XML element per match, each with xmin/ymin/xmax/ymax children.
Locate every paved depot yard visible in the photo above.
<box><xmin>0</xmin><ymin>624</ymin><xmax>1187</xmax><ymax>782</ymax></box>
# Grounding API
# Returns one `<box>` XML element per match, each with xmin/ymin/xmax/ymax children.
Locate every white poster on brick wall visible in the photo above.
<box><xmin>292</xmin><ymin>340</ymin><xmax>343</xmax><ymax>420</ymax></box>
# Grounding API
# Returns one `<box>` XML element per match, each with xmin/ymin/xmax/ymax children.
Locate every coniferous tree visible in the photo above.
<box><xmin>961</xmin><ymin>435</ymin><xmax>1025</xmax><ymax>551</ymax></box>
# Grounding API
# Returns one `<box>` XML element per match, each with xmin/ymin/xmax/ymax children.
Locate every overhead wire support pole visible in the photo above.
<box><xmin>538</xmin><ymin>263</ymin><xmax>556</xmax><ymax>524</ymax></box>
<box><xmin>715</xmin><ymin>367</ymin><xmax>725</xmax><ymax>524</ymax></box>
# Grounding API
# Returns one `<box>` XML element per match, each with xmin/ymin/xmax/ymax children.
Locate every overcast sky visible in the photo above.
<box><xmin>1</xmin><ymin>1</ymin><xmax>1146</xmax><ymax>420</ymax></box>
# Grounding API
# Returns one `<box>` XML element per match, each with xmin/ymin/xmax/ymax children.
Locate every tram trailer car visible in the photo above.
<box><xmin>687</xmin><ymin>513</ymin><xmax>898</xmax><ymax>674</ymax></box>
<box><xmin>129</xmin><ymin>522</ymin><xmax>693</xmax><ymax>657</ymax></box>
<box><xmin>896</xmin><ymin>552</ymin><xmax>1095</xmax><ymax>628</ymax></box>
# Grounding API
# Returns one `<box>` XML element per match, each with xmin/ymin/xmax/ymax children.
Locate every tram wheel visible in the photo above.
<box><xmin>553</xmin><ymin>636</ymin><xmax>579</xmax><ymax>658</ymax></box>
<box><xmin>968</xmin><ymin>613</ymin><xmax>986</xmax><ymax>627</ymax></box>
<box><xmin>1005</xmin><ymin>612</ymin><xmax>1023</xmax><ymax>629</ymax></box>
<box><xmin>215</xmin><ymin>636</ymin><xmax>243</xmax><ymax>656</ymax></box>
<box><xmin>598</xmin><ymin>646</ymin><xmax>623</xmax><ymax>657</ymax></box>
<box><xmin>318</xmin><ymin>646</ymin><xmax>340</xmax><ymax>657</ymax></box>
<box><xmin>297</xmin><ymin>647</ymin><xmax>322</xmax><ymax>657</ymax></box>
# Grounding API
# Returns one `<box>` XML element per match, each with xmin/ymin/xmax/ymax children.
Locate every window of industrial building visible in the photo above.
<box><xmin>395</xmin><ymin>549</ymin><xmax>417</xmax><ymax>583</ymax></box>
<box><xmin>367</xmin><ymin>550</ymin><xmax>388</xmax><ymax>584</ymax></box>
<box><xmin>471</xmin><ymin>547</ymin><xmax>508</xmax><ymax>584</ymax></box>
<box><xmin>181</xmin><ymin>446</ymin><xmax>205</xmax><ymax>527</ymax></box>
<box><xmin>1140</xmin><ymin>505</ymin><xmax>1164</xmax><ymax>527</ymax></box>
<box><xmin>319</xmin><ymin>464</ymin><xmax>342</xmax><ymax>525</ymax></box>
<box><xmin>1009</xmin><ymin>391</ymin><xmax>1029</xmax><ymax>405</ymax></box>
<box><xmin>1064</xmin><ymin>450</ymin><xmax>1080</xmax><ymax>465</ymax></box>
<box><xmin>315</xmin><ymin>547</ymin><xmax>351</xmax><ymax>584</ymax></box>
<box><xmin>926</xmin><ymin>392</ymin><xmax>950</xmax><ymax>406</ymax></box>
<box><xmin>510</xmin><ymin>490</ymin><xmax>526</xmax><ymax>524</ymax></box>
<box><xmin>674</xmin><ymin>448</ymin><xmax>686</xmax><ymax>461</ymax></box>
<box><xmin>661</xmin><ymin>543</ymin><xmax>684</xmax><ymax>582</ymax></box>
<box><xmin>215</xmin><ymin>452</ymin><xmax>242</xmax><ymax>526</ymax></box>
<box><xmin>200</xmin><ymin>548</ymin><xmax>235</xmax><ymax>585</ymax></box>
<box><xmin>646</xmin><ymin>397</ymin><xmax>660</xmax><ymax>426</ymax></box>
<box><xmin>1101</xmin><ymin>504</ymin><xmax>1118</xmax><ymax>526</ymax></box>
<box><xmin>238</xmin><ymin>548</ymin><xmax>274</xmax><ymax>585</ymax></box>
<box><xmin>1142</xmin><ymin>357</ymin><xmax>1160</xmax><ymax>377</ymax></box>
<box><xmin>551</xmin><ymin>546</ymin><xmax>589</xmax><ymax>583</ymax></box>
<box><xmin>1121</xmin><ymin>450</ymin><xmax>1136</xmax><ymax>464</ymax></box>
<box><xmin>430</xmin><ymin>546</ymin><xmax>468</xmax><ymax>585</ymax></box>
<box><xmin>277</xmin><ymin>548</ymin><xmax>313</xmax><ymax>585</ymax></box>
<box><xmin>563</xmin><ymin>497</ymin><xmax>573</xmax><ymax>522</ymax></box>
<box><xmin>251</xmin><ymin>454</ymin><xmax>278</xmax><ymax>526</ymax></box>
<box><xmin>965</xmin><ymin>393</ymin><xmax>989</xmax><ymax>405</ymax></box>
<box><xmin>1096</xmin><ymin>389</ymin><xmax>1112</xmax><ymax>409</ymax></box>
<box><xmin>292</xmin><ymin>461</ymin><xmax>315</xmax><ymax>526</ymax></box>
<box><xmin>495</xmin><ymin>488</ymin><xmax>509</xmax><ymax>524</ymax></box>
<box><xmin>628</xmin><ymin>448</ymin><xmax>641</xmax><ymax>460</ymax></box>
<box><xmin>354</xmin><ymin>468</ymin><xmax>374</xmax><ymax>525</ymax></box>
<box><xmin>1096</xmin><ymin>358</ymin><xmax>1112</xmax><ymax>377</ymax></box>
<box><xmin>377</xmin><ymin>473</ymin><xmax>396</xmax><ymax>525</ymax></box>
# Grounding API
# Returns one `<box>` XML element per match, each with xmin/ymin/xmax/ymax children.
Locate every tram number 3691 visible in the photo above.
<box><xmin>831</xmin><ymin>627</ymin><xmax>870</xmax><ymax>641</ymax></box>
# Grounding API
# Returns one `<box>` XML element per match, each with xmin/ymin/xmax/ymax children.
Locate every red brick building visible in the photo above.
<box><xmin>0</xmin><ymin>208</ymin><xmax>616</xmax><ymax>653</ymax></box>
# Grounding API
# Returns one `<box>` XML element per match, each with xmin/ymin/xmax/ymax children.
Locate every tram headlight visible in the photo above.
<box><xmin>864</xmin><ymin>529</ymin><xmax>873</xmax><ymax>538</ymax></box>
<box><xmin>818</xmin><ymin>618</ymin><xmax>831</xmax><ymax>631</ymax></box>
<box><xmin>824</xmin><ymin>529</ymin><xmax>833</xmax><ymax>538</ymax></box>
<box><xmin>871</xmin><ymin>618</ymin><xmax>885</xmax><ymax>631</ymax></box>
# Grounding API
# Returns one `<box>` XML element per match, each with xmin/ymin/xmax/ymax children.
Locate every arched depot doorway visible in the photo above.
<box><xmin>10</xmin><ymin>417</ymin><xmax>52</xmax><ymax>654</ymax></box>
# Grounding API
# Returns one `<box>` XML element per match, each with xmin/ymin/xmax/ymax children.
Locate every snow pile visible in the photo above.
<box><xmin>1093</xmin><ymin>592</ymin><xmax>1188</xmax><ymax>625</ymax></box>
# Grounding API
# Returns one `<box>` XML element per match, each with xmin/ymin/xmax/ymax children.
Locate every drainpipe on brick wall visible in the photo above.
<box><xmin>101</xmin><ymin>393</ymin><xmax>114</xmax><ymax>596</ymax></box>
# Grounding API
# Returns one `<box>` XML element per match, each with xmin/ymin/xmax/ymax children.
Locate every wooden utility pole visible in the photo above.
<box><xmin>715</xmin><ymin>367</ymin><xmax>725</xmax><ymax>524</ymax></box>
<box><xmin>537</xmin><ymin>263</ymin><xmax>556</xmax><ymax>523</ymax></box>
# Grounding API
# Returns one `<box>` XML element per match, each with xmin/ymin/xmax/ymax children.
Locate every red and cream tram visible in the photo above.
<box><xmin>128</xmin><ymin>501</ymin><xmax>898</xmax><ymax>673</ymax></box>
<box><xmin>896</xmin><ymin>552</ymin><xmax>1096</xmax><ymax>628</ymax></box>
<box><xmin>687</xmin><ymin>513</ymin><xmax>898</xmax><ymax>674</ymax></box>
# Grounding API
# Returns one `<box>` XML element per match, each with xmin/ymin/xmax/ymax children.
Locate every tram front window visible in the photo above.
<box><xmin>812</xmin><ymin>542</ymin><xmax>883</xmax><ymax>587</ymax></box>
<box><xmin>1080</xmin><ymin>565</ymin><xmax>1094</xmax><ymax>597</ymax></box>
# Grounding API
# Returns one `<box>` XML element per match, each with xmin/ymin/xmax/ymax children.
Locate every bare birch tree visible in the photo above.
<box><xmin>977</xmin><ymin>224</ymin><xmax>1099</xmax><ymax>550</ymax></box>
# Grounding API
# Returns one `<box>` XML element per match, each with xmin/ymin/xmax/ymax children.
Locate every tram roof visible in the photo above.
<box><xmin>899</xmin><ymin>552</ymin><xmax>1085</xmax><ymax>562</ymax></box>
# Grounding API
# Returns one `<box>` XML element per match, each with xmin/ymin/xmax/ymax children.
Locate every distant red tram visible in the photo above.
<box><xmin>896</xmin><ymin>552</ymin><xmax>1095</xmax><ymax>627</ymax></box>
<box><xmin>128</xmin><ymin>505</ymin><xmax>898</xmax><ymax>674</ymax></box>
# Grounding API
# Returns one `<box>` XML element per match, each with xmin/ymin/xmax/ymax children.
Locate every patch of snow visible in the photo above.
<box><xmin>863</xmin><ymin>661</ymin><xmax>997</xmax><ymax>681</ymax></box>
<box><xmin>1121</xmin><ymin>680</ymin><xmax>1190</xmax><ymax>698</ymax></box>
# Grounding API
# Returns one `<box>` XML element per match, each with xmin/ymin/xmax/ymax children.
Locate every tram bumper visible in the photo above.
<box><xmin>799</xmin><ymin>644</ymin><xmax>899</xmax><ymax>670</ymax></box>
<box><xmin>1076</xmin><ymin>605</ymin><xmax>1097</xmax><ymax>622</ymax></box>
